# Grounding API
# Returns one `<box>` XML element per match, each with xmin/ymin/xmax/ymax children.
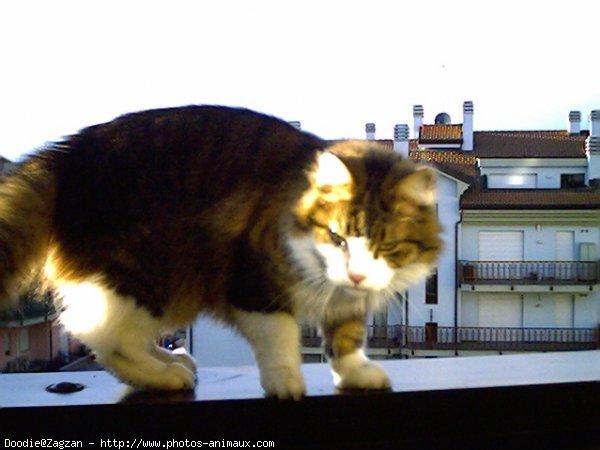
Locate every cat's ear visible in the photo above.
<box><xmin>395</xmin><ymin>167</ymin><xmax>436</xmax><ymax>206</ymax></box>
<box><xmin>295</xmin><ymin>152</ymin><xmax>352</xmax><ymax>221</ymax></box>
<box><xmin>314</xmin><ymin>151</ymin><xmax>352</xmax><ymax>189</ymax></box>
<box><xmin>311</xmin><ymin>151</ymin><xmax>353</xmax><ymax>202</ymax></box>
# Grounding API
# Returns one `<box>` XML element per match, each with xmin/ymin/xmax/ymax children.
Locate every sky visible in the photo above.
<box><xmin>1</xmin><ymin>0</ymin><xmax>599</xmax><ymax>161</ymax></box>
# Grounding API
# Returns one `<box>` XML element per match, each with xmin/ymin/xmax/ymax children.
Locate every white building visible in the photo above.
<box><xmin>394</xmin><ymin>102</ymin><xmax>600</xmax><ymax>357</ymax></box>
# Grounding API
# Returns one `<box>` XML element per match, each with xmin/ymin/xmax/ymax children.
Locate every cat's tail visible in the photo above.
<box><xmin>0</xmin><ymin>155</ymin><xmax>56</xmax><ymax>304</ymax></box>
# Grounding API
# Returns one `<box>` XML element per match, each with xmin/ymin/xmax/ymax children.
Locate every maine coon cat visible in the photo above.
<box><xmin>0</xmin><ymin>105</ymin><xmax>442</xmax><ymax>399</ymax></box>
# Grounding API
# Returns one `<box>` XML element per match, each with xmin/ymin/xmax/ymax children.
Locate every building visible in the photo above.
<box><xmin>0</xmin><ymin>162</ymin><xmax>70</xmax><ymax>373</ymax></box>
<box><xmin>0</xmin><ymin>296</ymin><xmax>64</xmax><ymax>372</ymax></box>
<box><xmin>300</xmin><ymin>102</ymin><xmax>600</xmax><ymax>360</ymax></box>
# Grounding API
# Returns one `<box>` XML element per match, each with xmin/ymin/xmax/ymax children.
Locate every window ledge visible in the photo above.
<box><xmin>1</xmin><ymin>351</ymin><xmax>599</xmax><ymax>449</ymax></box>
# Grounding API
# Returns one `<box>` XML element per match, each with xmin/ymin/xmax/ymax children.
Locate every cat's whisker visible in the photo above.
<box><xmin>259</xmin><ymin>270</ymin><xmax>332</xmax><ymax>318</ymax></box>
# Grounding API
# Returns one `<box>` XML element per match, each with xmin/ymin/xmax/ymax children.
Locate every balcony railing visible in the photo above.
<box><xmin>404</xmin><ymin>325</ymin><xmax>599</xmax><ymax>352</ymax></box>
<box><xmin>301</xmin><ymin>325</ymin><xmax>599</xmax><ymax>352</ymax></box>
<box><xmin>459</xmin><ymin>260</ymin><xmax>599</xmax><ymax>285</ymax></box>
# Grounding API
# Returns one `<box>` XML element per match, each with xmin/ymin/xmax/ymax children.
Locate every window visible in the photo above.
<box><xmin>372</xmin><ymin>310</ymin><xmax>387</xmax><ymax>326</ymax></box>
<box><xmin>19</xmin><ymin>328</ymin><xmax>30</xmax><ymax>352</ymax></box>
<box><xmin>560</xmin><ymin>173</ymin><xmax>585</xmax><ymax>188</ymax></box>
<box><xmin>425</xmin><ymin>269</ymin><xmax>438</xmax><ymax>304</ymax></box>
<box><xmin>487</xmin><ymin>174</ymin><xmax>537</xmax><ymax>189</ymax></box>
<box><xmin>478</xmin><ymin>231</ymin><xmax>524</xmax><ymax>261</ymax></box>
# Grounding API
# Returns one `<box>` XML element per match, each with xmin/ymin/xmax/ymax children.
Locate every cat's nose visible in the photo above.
<box><xmin>348</xmin><ymin>272</ymin><xmax>366</xmax><ymax>286</ymax></box>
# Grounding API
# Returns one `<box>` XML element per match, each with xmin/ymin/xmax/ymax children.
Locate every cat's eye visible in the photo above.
<box><xmin>329</xmin><ymin>230</ymin><xmax>347</xmax><ymax>248</ymax></box>
<box><xmin>399</xmin><ymin>217</ymin><xmax>417</xmax><ymax>224</ymax></box>
<box><xmin>378</xmin><ymin>242</ymin><xmax>399</xmax><ymax>252</ymax></box>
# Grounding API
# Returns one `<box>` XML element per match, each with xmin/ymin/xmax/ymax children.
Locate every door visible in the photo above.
<box><xmin>555</xmin><ymin>294</ymin><xmax>574</xmax><ymax>328</ymax></box>
<box><xmin>555</xmin><ymin>231</ymin><xmax>574</xmax><ymax>279</ymax></box>
<box><xmin>555</xmin><ymin>231</ymin><xmax>574</xmax><ymax>260</ymax></box>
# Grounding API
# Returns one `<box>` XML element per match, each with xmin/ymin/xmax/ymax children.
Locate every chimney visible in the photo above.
<box><xmin>568</xmin><ymin>111</ymin><xmax>581</xmax><ymax>135</ymax></box>
<box><xmin>393</xmin><ymin>124</ymin><xmax>410</xmax><ymax>158</ymax></box>
<box><xmin>590</xmin><ymin>110</ymin><xmax>600</xmax><ymax>137</ymax></box>
<box><xmin>288</xmin><ymin>121</ymin><xmax>302</xmax><ymax>130</ymax></box>
<box><xmin>585</xmin><ymin>110</ymin><xmax>600</xmax><ymax>182</ymax></box>
<box><xmin>462</xmin><ymin>101</ymin><xmax>474</xmax><ymax>151</ymax></box>
<box><xmin>365</xmin><ymin>123</ymin><xmax>376</xmax><ymax>140</ymax></box>
<box><xmin>413</xmin><ymin>105</ymin><xmax>424</xmax><ymax>139</ymax></box>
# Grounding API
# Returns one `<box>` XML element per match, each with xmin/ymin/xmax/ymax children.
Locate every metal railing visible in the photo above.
<box><xmin>404</xmin><ymin>325</ymin><xmax>598</xmax><ymax>351</ymax></box>
<box><xmin>301</xmin><ymin>325</ymin><xmax>599</xmax><ymax>352</ymax></box>
<box><xmin>459</xmin><ymin>260</ymin><xmax>599</xmax><ymax>285</ymax></box>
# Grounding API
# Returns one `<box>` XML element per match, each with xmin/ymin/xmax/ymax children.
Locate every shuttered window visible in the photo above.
<box><xmin>487</xmin><ymin>174</ymin><xmax>537</xmax><ymax>189</ymax></box>
<box><xmin>478</xmin><ymin>231</ymin><xmax>524</xmax><ymax>261</ymax></box>
<box><xmin>479</xmin><ymin>293</ymin><xmax>522</xmax><ymax>327</ymax></box>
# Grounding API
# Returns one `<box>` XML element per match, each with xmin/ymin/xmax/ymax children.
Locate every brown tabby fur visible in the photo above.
<box><xmin>0</xmin><ymin>105</ymin><xmax>442</xmax><ymax>394</ymax></box>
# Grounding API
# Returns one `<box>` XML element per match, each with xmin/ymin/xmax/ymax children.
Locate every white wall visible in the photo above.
<box><xmin>461</xmin><ymin>224</ymin><xmax>599</xmax><ymax>262</ymax></box>
<box><xmin>460</xmin><ymin>292</ymin><xmax>478</xmax><ymax>327</ymax></box>
<box><xmin>191</xmin><ymin>317</ymin><xmax>255</xmax><ymax>367</ymax></box>
<box><xmin>460</xmin><ymin>292</ymin><xmax>596</xmax><ymax>329</ymax></box>
<box><xmin>574</xmin><ymin>295</ymin><xmax>599</xmax><ymax>328</ymax></box>
<box><xmin>387</xmin><ymin>297</ymin><xmax>404</xmax><ymax>325</ymax></box>
<box><xmin>523</xmin><ymin>294</ymin><xmax>556</xmax><ymax>327</ymax></box>
<box><xmin>405</xmin><ymin>173</ymin><xmax>460</xmax><ymax>328</ymax></box>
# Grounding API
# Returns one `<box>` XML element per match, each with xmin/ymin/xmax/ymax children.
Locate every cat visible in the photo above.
<box><xmin>0</xmin><ymin>105</ymin><xmax>442</xmax><ymax>399</ymax></box>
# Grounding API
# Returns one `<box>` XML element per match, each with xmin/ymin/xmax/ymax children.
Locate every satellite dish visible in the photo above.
<box><xmin>434</xmin><ymin>112</ymin><xmax>451</xmax><ymax>125</ymax></box>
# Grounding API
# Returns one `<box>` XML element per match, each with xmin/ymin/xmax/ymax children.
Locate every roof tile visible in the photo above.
<box><xmin>419</xmin><ymin>124</ymin><xmax>463</xmax><ymax>143</ymax></box>
<box><xmin>473</xmin><ymin>132</ymin><xmax>586</xmax><ymax>158</ymax></box>
<box><xmin>461</xmin><ymin>186</ymin><xmax>600</xmax><ymax>210</ymax></box>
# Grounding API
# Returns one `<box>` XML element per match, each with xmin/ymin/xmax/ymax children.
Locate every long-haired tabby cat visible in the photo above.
<box><xmin>0</xmin><ymin>106</ymin><xmax>441</xmax><ymax>399</ymax></box>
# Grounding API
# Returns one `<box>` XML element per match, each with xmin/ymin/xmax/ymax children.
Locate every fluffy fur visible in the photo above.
<box><xmin>0</xmin><ymin>106</ymin><xmax>442</xmax><ymax>398</ymax></box>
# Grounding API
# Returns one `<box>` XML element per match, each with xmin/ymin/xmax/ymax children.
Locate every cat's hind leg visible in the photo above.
<box><xmin>233</xmin><ymin>310</ymin><xmax>305</xmax><ymax>400</ymax></box>
<box><xmin>322</xmin><ymin>317</ymin><xmax>391</xmax><ymax>390</ymax></box>
<box><xmin>58</xmin><ymin>280</ymin><xmax>196</xmax><ymax>390</ymax></box>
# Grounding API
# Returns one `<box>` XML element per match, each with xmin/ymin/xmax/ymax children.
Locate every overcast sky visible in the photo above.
<box><xmin>1</xmin><ymin>0</ymin><xmax>599</xmax><ymax>161</ymax></box>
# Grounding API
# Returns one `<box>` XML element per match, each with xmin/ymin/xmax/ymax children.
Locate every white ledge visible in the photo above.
<box><xmin>1</xmin><ymin>350</ymin><xmax>598</xmax><ymax>407</ymax></box>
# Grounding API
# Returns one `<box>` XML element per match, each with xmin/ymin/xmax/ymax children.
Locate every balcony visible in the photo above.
<box><xmin>301</xmin><ymin>325</ymin><xmax>599</xmax><ymax>352</ymax></box>
<box><xmin>404</xmin><ymin>325</ymin><xmax>599</xmax><ymax>352</ymax></box>
<box><xmin>459</xmin><ymin>260</ymin><xmax>599</xmax><ymax>286</ymax></box>
<box><xmin>0</xmin><ymin>297</ymin><xmax>57</xmax><ymax>327</ymax></box>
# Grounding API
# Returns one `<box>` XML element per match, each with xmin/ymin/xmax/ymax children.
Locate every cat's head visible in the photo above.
<box><xmin>291</xmin><ymin>141</ymin><xmax>442</xmax><ymax>301</ymax></box>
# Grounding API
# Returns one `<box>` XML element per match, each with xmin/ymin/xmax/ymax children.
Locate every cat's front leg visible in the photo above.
<box><xmin>233</xmin><ymin>310</ymin><xmax>305</xmax><ymax>400</ymax></box>
<box><xmin>322</xmin><ymin>317</ymin><xmax>391</xmax><ymax>390</ymax></box>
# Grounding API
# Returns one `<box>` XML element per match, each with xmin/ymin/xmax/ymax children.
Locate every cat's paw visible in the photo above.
<box><xmin>337</xmin><ymin>361</ymin><xmax>391</xmax><ymax>390</ymax></box>
<box><xmin>260</xmin><ymin>366</ymin><xmax>306</xmax><ymax>400</ymax></box>
<box><xmin>171</xmin><ymin>351</ymin><xmax>198</xmax><ymax>374</ymax></box>
<box><xmin>152</xmin><ymin>346</ymin><xmax>198</xmax><ymax>375</ymax></box>
<box><xmin>159</xmin><ymin>363</ymin><xmax>196</xmax><ymax>390</ymax></box>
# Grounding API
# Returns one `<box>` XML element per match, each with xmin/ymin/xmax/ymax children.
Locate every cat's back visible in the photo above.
<box><xmin>49</xmin><ymin>106</ymin><xmax>325</xmax><ymax>229</ymax></box>
<box><xmin>56</xmin><ymin>105</ymin><xmax>323</xmax><ymax>193</ymax></box>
